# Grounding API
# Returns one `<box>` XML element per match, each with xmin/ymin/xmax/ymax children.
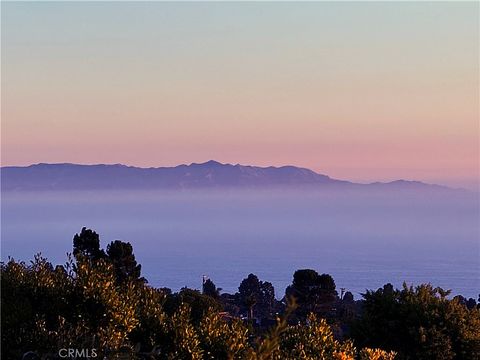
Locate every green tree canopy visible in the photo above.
<box><xmin>351</xmin><ymin>283</ymin><xmax>480</xmax><ymax>360</ymax></box>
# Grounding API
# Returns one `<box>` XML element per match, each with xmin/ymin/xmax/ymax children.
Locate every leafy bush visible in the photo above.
<box><xmin>3</xmin><ymin>229</ymin><xmax>477</xmax><ymax>359</ymax></box>
<box><xmin>351</xmin><ymin>283</ymin><xmax>480</xmax><ymax>359</ymax></box>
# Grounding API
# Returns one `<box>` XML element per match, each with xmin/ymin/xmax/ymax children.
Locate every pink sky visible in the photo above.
<box><xmin>2</xmin><ymin>2</ymin><xmax>479</xmax><ymax>189</ymax></box>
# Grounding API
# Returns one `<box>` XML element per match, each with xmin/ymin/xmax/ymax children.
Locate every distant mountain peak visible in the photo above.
<box><xmin>191</xmin><ymin>160</ymin><xmax>224</xmax><ymax>167</ymax></box>
<box><xmin>0</xmin><ymin>161</ymin><xmax>457</xmax><ymax>192</ymax></box>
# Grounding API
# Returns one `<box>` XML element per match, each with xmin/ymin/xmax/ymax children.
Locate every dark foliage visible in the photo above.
<box><xmin>285</xmin><ymin>269</ymin><xmax>338</xmax><ymax>319</ymax></box>
<box><xmin>2</xmin><ymin>228</ymin><xmax>479</xmax><ymax>360</ymax></box>
<box><xmin>351</xmin><ymin>283</ymin><xmax>480</xmax><ymax>360</ymax></box>
<box><xmin>164</xmin><ymin>288</ymin><xmax>222</xmax><ymax>325</ymax></box>
<box><xmin>202</xmin><ymin>278</ymin><xmax>220</xmax><ymax>299</ymax></box>
<box><xmin>72</xmin><ymin>227</ymin><xmax>105</xmax><ymax>261</ymax></box>
<box><xmin>238</xmin><ymin>274</ymin><xmax>275</xmax><ymax>321</ymax></box>
<box><xmin>106</xmin><ymin>240</ymin><xmax>143</xmax><ymax>284</ymax></box>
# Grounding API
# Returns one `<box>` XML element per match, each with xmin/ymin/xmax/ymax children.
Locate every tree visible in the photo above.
<box><xmin>106</xmin><ymin>240</ymin><xmax>143</xmax><ymax>284</ymax></box>
<box><xmin>1</xmin><ymin>254</ymin><xmax>141</xmax><ymax>359</ymax></box>
<box><xmin>258</xmin><ymin>281</ymin><xmax>275</xmax><ymax>319</ymax></box>
<box><xmin>454</xmin><ymin>295</ymin><xmax>478</xmax><ymax>310</ymax></box>
<box><xmin>2</xmin><ymin>228</ymin><xmax>400</xmax><ymax>359</ymax></box>
<box><xmin>238</xmin><ymin>274</ymin><xmax>260</xmax><ymax>320</ymax></box>
<box><xmin>317</xmin><ymin>273</ymin><xmax>337</xmax><ymax>310</ymax></box>
<box><xmin>202</xmin><ymin>278</ymin><xmax>220</xmax><ymax>299</ymax></box>
<box><xmin>164</xmin><ymin>288</ymin><xmax>222</xmax><ymax>325</ymax></box>
<box><xmin>466</xmin><ymin>298</ymin><xmax>477</xmax><ymax>310</ymax></box>
<box><xmin>72</xmin><ymin>227</ymin><xmax>105</xmax><ymax>261</ymax></box>
<box><xmin>318</xmin><ymin>273</ymin><xmax>336</xmax><ymax>293</ymax></box>
<box><xmin>351</xmin><ymin>283</ymin><xmax>480</xmax><ymax>359</ymax></box>
<box><xmin>237</xmin><ymin>274</ymin><xmax>276</xmax><ymax>321</ymax></box>
<box><xmin>343</xmin><ymin>291</ymin><xmax>354</xmax><ymax>303</ymax></box>
<box><xmin>285</xmin><ymin>269</ymin><xmax>337</xmax><ymax>319</ymax></box>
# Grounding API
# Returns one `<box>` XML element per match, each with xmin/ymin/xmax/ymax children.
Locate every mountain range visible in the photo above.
<box><xmin>1</xmin><ymin>160</ymin><xmax>452</xmax><ymax>191</ymax></box>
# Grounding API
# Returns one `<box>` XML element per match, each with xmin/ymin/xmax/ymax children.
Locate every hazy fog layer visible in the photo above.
<box><xmin>1</xmin><ymin>188</ymin><xmax>478</xmax><ymax>298</ymax></box>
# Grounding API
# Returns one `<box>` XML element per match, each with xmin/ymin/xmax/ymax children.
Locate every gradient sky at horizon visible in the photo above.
<box><xmin>2</xmin><ymin>2</ymin><xmax>479</xmax><ymax>189</ymax></box>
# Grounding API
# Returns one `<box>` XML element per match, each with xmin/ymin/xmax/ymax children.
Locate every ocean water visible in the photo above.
<box><xmin>1</xmin><ymin>189</ymin><xmax>479</xmax><ymax>299</ymax></box>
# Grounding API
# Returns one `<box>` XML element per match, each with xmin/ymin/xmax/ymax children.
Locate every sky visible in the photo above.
<box><xmin>1</xmin><ymin>2</ymin><xmax>479</xmax><ymax>189</ymax></box>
